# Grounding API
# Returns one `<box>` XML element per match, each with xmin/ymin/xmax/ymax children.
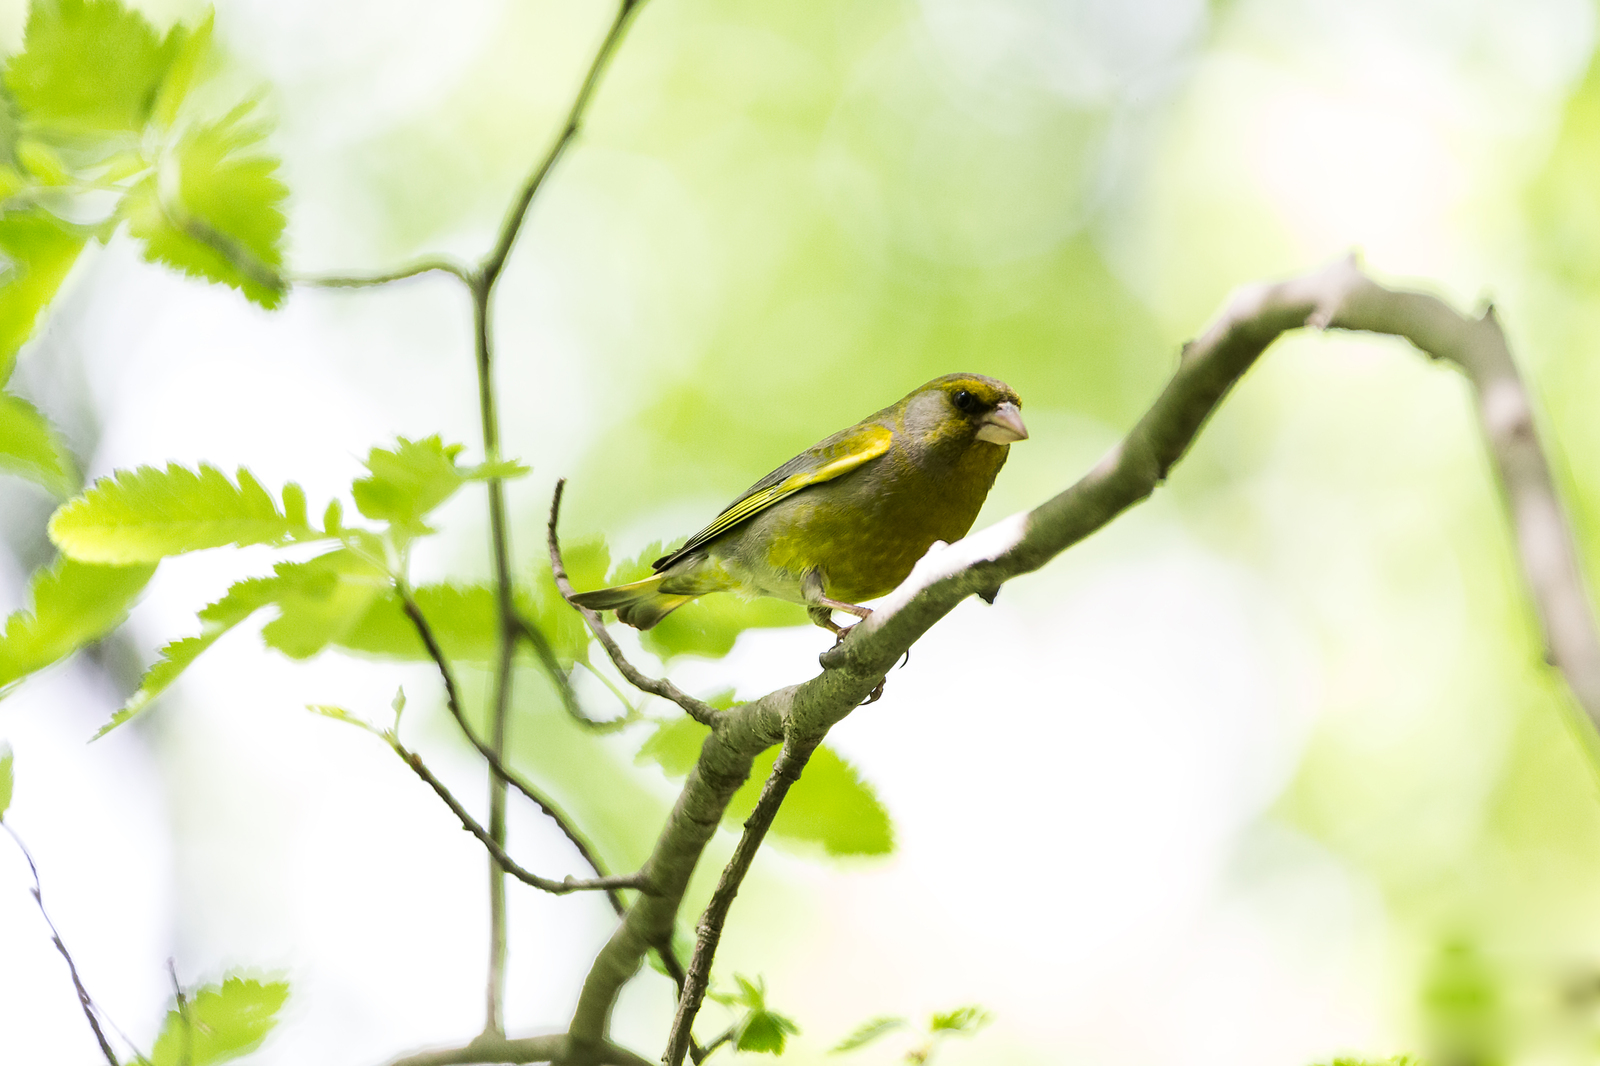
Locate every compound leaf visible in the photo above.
<box><xmin>0</xmin><ymin>391</ymin><xmax>76</xmax><ymax>496</ymax></box>
<box><xmin>99</xmin><ymin>574</ymin><xmax>283</xmax><ymax>737</ymax></box>
<box><xmin>49</xmin><ymin>463</ymin><xmax>325</xmax><ymax>563</ymax></box>
<box><xmin>5</xmin><ymin>0</ymin><xmax>180</xmax><ymax>134</ymax></box>
<box><xmin>0</xmin><ymin>555</ymin><xmax>155</xmax><ymax>689</ymax></box>
<box><xmin>124</xmin><ymin>102</ymin><xmax>287</xmax><ymax>308</ymax></box>
<box><xmin>0</xmin><ymin>210</ymin><xmax>89</xmax><ymax>382</ymax></box>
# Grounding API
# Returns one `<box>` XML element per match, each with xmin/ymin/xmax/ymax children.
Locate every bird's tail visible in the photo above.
<box><xmin>568</xmin><ymin>574</ymin><xmax>695</xmax><ymax>630</ymax></box>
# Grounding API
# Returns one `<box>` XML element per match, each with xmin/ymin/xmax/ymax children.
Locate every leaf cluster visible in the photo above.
<box><xmin>0</xmin><ymin>0</ymin><xmax>289</xmax><ymax>503</ymax></box>
<box><xmin>0</xmin><ymin>435</ymin><xmax>548</xmax><ymax>736</ymax></box>
<box><xmin>709</xmin><ymin>975</ymin><xmax>801</xmax><ymax>1056</ymax></box>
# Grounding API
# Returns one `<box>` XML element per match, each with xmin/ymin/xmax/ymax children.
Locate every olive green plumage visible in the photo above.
<box><xmin>571</xmin><ymin>373</ymin><xmax>1028</xmax><ymax>633</ymax></box>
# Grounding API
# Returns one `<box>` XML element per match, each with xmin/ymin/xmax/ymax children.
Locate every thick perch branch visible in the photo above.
<box><xmin>552</xmin><ymin>256</ymin><xmax>1600</xmax><ymax>1061</ymax></box>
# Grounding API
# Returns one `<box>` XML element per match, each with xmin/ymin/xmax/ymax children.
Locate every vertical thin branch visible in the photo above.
<box><xmin>472</xmin><ymin>276</ymin><xmax>517</xmax><ymax>1036</ymax></box>
<box><xmin>465</xmin><ymin>0</ymin><xmax>650</xmax><ymax>1028</ymax></box>
<box><xmin>661</xmin><ymin>738</ymin><xmax>820</xmax><ymax>1066</ymax></box>
<box><xmin>4</xmin><ymin>824</ymin><xmax>122</xmax><ymax>1066</ymax></box>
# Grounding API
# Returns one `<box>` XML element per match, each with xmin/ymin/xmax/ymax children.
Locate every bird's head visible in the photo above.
<box><xmin>901</xmin><ymin>373</ymin><xmax>1028</xmax><ymax>449</ymax></box>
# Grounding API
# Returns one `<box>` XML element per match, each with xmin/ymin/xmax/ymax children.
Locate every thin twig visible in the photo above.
<box><xmin>661</xmin><ymin>738</ymin><xmax>819</xmax><ymax>1066</ymax></box>
<box><xmin>478</xmin><ymin>0</ymin><xmax>647</xmax><ymax>291</ymax></box>
<box><xmin>398</xmin><ymin>591</ymin><xmax>646</xmax><ymax>899</ymax></box>
<box><xmin>547</xmin><ymin>480</ymin><xmax>722</xmax><ymax>727</ymax></box>
<box><xmin>297</xmin><ymin>259</ymin><xmax>471</xmax><ymax>289</ymax></box>
<box><xmin>4</xmin><ymin>824</ymin><xmax>122</xmax><ymax>1066</ymax></box>
<box><xmin>168</xmin><ymin>959</ymin><xmax>193</xmax><ymax>1066</ymax></box>
<box><xmin>513</xmin><ymin>613</ymin><xmax>632</xmax><ymax>731</ymax></box>
<box><xmin>390</xmin><ymin>738</ymin><xmax>647</xmax><ymax>897</ymax></box>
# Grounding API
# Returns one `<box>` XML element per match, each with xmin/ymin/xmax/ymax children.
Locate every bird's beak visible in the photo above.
<box><xmin>975</xmin><ymin>401</ymin><xmax>1028</xmax><ymax>444</ymax></box>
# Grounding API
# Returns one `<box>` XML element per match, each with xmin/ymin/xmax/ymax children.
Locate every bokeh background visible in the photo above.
<box><xmin>5</xmin><ymin>0</ymin><xmax>1600</xmax><ymax>1063</ymax></box>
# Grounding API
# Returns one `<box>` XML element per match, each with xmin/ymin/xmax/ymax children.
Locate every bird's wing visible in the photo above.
<box><xmin>652</xmin><ymin>422</ymin><xmax>894</xmax><ymax>570</ymax></box>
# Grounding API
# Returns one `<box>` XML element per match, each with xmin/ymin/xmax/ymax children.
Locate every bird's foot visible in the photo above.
<box><xmin>862</xmin><ymin>678</ymin><xmax>885</xmax><ymax>705</ymax></box>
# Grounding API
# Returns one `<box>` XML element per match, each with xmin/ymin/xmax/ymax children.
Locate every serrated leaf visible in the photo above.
<box><xmin>736</xmin><ymin>1009</ymin><xmax>800</xmax><ymax>1055</ymax></box>
<box><xmin>830</xmin><ymin>1017</ymin><xmax>906</xmax><ymax>1054</ymax></box>
<box><xmin>929</xmin><ymin>1006</ymin><xmax>991</xmax><ymax>1035</ymax></box>
<box><xmin>149</xmin><ymin>976</ymin><xmax>288</xmax><ymax>1066</ymax></box>
<box><xmin>150</xmin><ymin>12</ymin><xmax>212</xmax><ymax>130</ymax></box>
<box><xmin>260</xmin><ymin>549</ymin><xmax>387</xmax><ymax>660</ymax></box>
<box><xmin>48</xmin><ymin>462</ymin><xmax>327</xmax><ymax>563</ymax></box>
<box><xmin>0</xmin><ymin>742</ymin><xmax>13</xmax><ymax>820</ymax></box>
<box><xmin>5</xmin><ymin>0</ymin><xmax>181</xmax><ymax>134</ymax></box>
<box><xmin>638</xmin><ymin>720</ymin><xmax>894</xmax><ymax>857</ymax></box>
<box><xmin>0</xmin><ymin>555</ymin><xmax>154</xmax><ymax>689</ymax></box>
<box><xmin>124</xmin><ymin>102</ymin><xmax>286</xmax><ymax>308</ymax></box>
<box><xmin>99</xmin><ymin>574</ymin><xmax>283</xmax><ymax>737</ymax></box>
<box><xmin>350</xmin><ymin>436</ymin><xmax>523</xmax><ymax>534</ymax></box>
<box><xmin>0</xmin><ymin>210</ymin><xmax>88</xmax><ymax>382</ymax></box>
<box><xmin>0</xmin><ymin>391</ymin><xmax>77</xmax><ymax>496</ymax></box>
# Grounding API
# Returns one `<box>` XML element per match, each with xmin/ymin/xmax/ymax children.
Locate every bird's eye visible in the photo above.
<box><xmin>953</xmin><ymin>390</ymin><xmax>981</xmax><ymax>414</ymax></box>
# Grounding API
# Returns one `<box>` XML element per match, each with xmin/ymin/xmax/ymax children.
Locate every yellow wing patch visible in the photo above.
<box><xmin>656</xmin><ymin>424</ymin><xmax>892</xmax><ymax>569</ymax></box>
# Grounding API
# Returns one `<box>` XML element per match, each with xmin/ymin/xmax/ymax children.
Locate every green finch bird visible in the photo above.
<box><xmin>571</xmin><ymin>373</ymin><xmax>1027</xmax><ymax>635</ymax></box>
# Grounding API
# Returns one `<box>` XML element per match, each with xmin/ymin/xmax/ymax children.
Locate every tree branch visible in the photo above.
<box><xmin>661</xmin><ymin>737</ymin><xmax>820</xmax><ymax>1066</ymax></box>
<box><xmin>547</xmin><ymin>481</ymin><xmax>722</xmax><ymax>727</ymax></box>
<box><xmin>478</xmin><ymin>0</ymin><xmax>647</xmax><ymax>291</ymax></box>
<box><xmin>4</xmin><ymin>824</ymin><xmax>122</xmax><ymax>1066</ymax></box>
<box><xmin>554</xmin><ymin>256</ymin><xmax>1600</xmax><ymax>1057</ymax></box>
<box><xmin>390</xmin><ymin>737</ymin><xmax>647</xmax><ymax>897</ymax></box>
<box><xmin>399</xmin><ymin>592</ymin><xmax>646</xmax><ymax>902</ymax></box>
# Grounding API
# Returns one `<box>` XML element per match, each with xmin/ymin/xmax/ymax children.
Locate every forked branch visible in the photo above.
<box><xmin>547</xmin><ymin>481</ymin><xmax>722</xmax><ymax>727</ymax></box>
<box><xmin>552</xmin><ymin>256</ymin><xmax>1600</xmax><ymax>1062</ymax></box>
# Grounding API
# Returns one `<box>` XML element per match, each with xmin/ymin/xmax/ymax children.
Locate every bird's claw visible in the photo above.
<box><xmin>862</xmin><ymin>679</ymin><xmax>885</xmax><ymax>705</ymax></box>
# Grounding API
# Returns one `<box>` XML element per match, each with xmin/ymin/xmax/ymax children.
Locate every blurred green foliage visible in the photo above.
<box><xmin>3</xmin><ymin>0</ymin><xmax>1600</xmax><ymax>1063</ymax></box>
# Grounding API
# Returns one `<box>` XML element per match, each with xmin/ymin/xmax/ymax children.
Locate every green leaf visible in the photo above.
<box><xmin>0</xmin><ymin>210</ymin><xmax>88</xmax><ymax>382</ymax></box>
<box><xmin>305</xmin><ymin>704</ymin><xmax>376</xmax><ymax>733</ymax></box>
<box><xmin>149</xmin><ymin>12</ymin><xmax>212</xmax><ymax>130</ymax></box>
<box><xmin>149</xmin><ymin>976</ymin><xmax>288</xmax><ymax>1066</ymax></box>
<box><xmin>0</xmin><ymin>555</ymin><xmax>154</xmax><ymax>689</ymax></box>
<box><xmin>0</xmin><ymin>742</ymin><xmax>13</xmax><ymax>820</ymax></box>
<box><xmin>638</xmin><ymin>718</ymin><xmax>894</xmax><ymax>857</ymax></box>
<box><xmin>0</xmin><ymin>391</ymin><xmax>77</xmax><ymax>496</ymax></box>
<box><xmin>48</xmin><ymin>463</ymin><xmax>325</xmax><ymax>563</ymax></box>
<box><xmin>124</xmin><ymin>102</ymin><xmax>287</xmax><ymax>308</ymax></box>
<box><xmin>636</xmin><ymin>713</ymin><xmax>715</xmax><ymax>777</ymax></box>
<box><xmin>260</xmin><ymin>549</ymin><xmax>387</xmax><ymax>660</ymax></box>
<box><xmin>99</xmin><ymin>574</ymin><xmax>283</xmax><ymax>737</ymax></box>
<box><xmin>5</xmin><ymin>0</ymin><xmax>182</xmax><ymax>134</ymax></box>
<box><xmin>929</xmin><ymin>1006</ymin><xmax>991</xmax><ymax>1035</ymax></box>
<box><xmin>350</xmin><ymin>436</ymin><xmax>526</xmax><ymax>535</ymax></box>
<box><xmin>736</xmin><ymin>1009</ymin><xmax>800</xmax><ymax>1055</ymax></box>
<box><xmin>829</xmin><ymin>1017</ymin><xmax>906</xmax><ymax>1054</ymax></box>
